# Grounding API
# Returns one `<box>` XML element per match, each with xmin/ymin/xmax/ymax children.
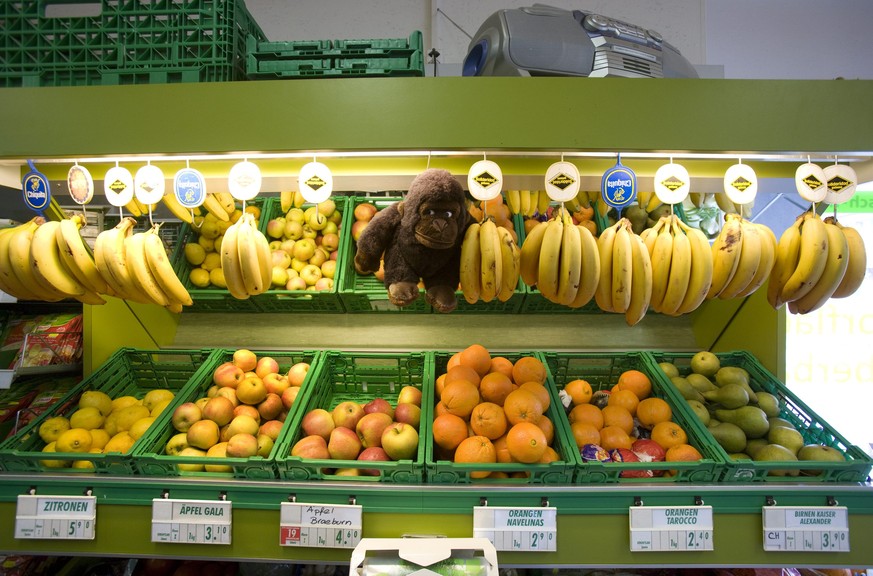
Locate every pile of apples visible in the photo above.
<box><xmin>289</xmin><ymin>384</ymin><xmax>423</xmax><ymax>477</ymax></box>
<box><xmin>349</xmin><ymin>200</ymin><xmax>382</xmax><ymax>280</ymax></box>
<box><xmin>264</xmin><ymin>198</ymin><xmax>343</xmax><ymax>291</ymax></box>
<box><xmin>166</xmin><ymin>349</ymin><xmax>310</xmax><ymax>472</ymax></box>
<box><xmin>183</xmin><ymin>205</ymin><xmax>255</xmax><ymax>289</ymax></box>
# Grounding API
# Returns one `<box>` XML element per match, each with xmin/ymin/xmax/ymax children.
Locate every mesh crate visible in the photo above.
<box><xmin>543</xmin><ymin>352</ymin><xmax>725</xmax><ymax>483</ymax></box>
<box><xmin>0</xmin><ymin>348</ymin><xmax>218</xmax><ymax>474</ymax></box>
<box><xmin>426</xmin><ymin>351</ymin><xmax>579</xmax><ymax>484</ymax></box>
<box><xmin>649</xmin><ymin>351</ymin><xmax>873</xmax><ymax>483</ymax></box>
<box><xmin>133</xmin><ymin>349</ymin><xmax>320</xmax><ymax>479</ymax></box>
<box><xmin>275</xmin><ymin>350</ymin><xmax>430</xmax><ymax>483</ymax></box>
<box><xmin>0</xmin><ymin>0</ymin><xmax>265</xmax><ymax>88</ymax></box>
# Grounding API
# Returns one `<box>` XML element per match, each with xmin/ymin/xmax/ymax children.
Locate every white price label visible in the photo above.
<box><xmin>473</xmin><ymin>506</ymin><xmax>557</xmax><ymax>552</ymax></box>
<box><xmin>762</xmin><ymin>506</ymin><xmax>849</xmax><ymax>552</ymax></box>
<box><xmin>151</xmin><ymin>498</ymin><xmax>232</xmax><ymax>545</ymax></box>
<box><xmin>15</xmin><ymin>494</ymin><xmax>96</xmax><ymax>540</ymax></box>
<box><xmin>629</xmin><ymin>506</ymin><xmax>713</xmax><ymax>552</ymax></box>
<box><xmin>279</xmin><ymin>502</ymin><xmax>362</xmax><ymax>548</ymax></box>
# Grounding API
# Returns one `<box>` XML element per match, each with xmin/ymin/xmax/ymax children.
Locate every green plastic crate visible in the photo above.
<box><xmin>332</xmin><ymin>53</ymin><xmax>424</xmax><ymax>78</ymax></box>
<box><xmin>649</xmin><ymin>351</ymin><xmax>873</xmax><ymax>483</ymax></box>
<box><xmin>543</xmin><ymin>352</ymin><xmax>724</xmax><ymax>483</ymax></box>
<box><xmin>0</xmin><ymin>348</ymin><xmax>218</xmax><ymax>474</ymax></box>
<box><xmin>275</xmin><ymin>350</ymin><xmax>430</xmax><ymax>482</ymax></box>
<box><xmin>427</xmin><ymin>351</ymin><xmax>579</xmax><ymax>484</ymax></box>
<box><xmin>0</xmin><ymin>0</ymin><xmax>265</xmax><ymax>88</ymax></box>
<box><xmin>338</xmin><ymin>197</ymin><xmax>432</xmax><ymax>313</ymax></box>
<box><xmin>133</xmin><ymin>349</ymin><xmax>320</xmax><ymax>480</ymax></box>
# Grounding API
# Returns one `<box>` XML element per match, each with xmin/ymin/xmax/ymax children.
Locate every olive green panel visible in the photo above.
<box><xmin>2</xmin><ymin>79</ymin><xmax>873</xmax><ymax>159</ymax></box>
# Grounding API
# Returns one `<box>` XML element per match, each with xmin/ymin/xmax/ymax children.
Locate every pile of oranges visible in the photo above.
<box><xmin>432</xmin><ymin>344</ymin><xmax>562</xmax><ymax>479</ymax></box>
<box><xmin>561</xmin><ymin>368</ymin><xmax>703</xmax><ymax>474</ymax></box>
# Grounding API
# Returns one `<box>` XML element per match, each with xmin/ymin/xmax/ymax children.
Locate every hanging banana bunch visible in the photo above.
<box><xmin>593</xmin><ymin>217</ymin><xmax>652</xmax><ymax>325</ymax></box>
<box><xmin>220</xmin><ymin>211</ymin><xmax>273</xmax><ymax>300</ymax></box>
<box><xmin>705</xmin><ymin>212</ymin><xmax>777</xmax><ymax>302</ymax></box>
<box><xmin>459</xmin><ymin>217</ymin><xmax>521</xmax><ymax>304</ymax></box>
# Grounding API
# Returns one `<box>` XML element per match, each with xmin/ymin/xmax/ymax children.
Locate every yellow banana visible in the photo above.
<box><xmin>766</xmin><ymin>216</ymin><xmax>803</xmax><ymax>309</ymax></box>
<box><xmin>640</xmin><ymin>216</ymin><xmax>667</xmax><ymax>256</ymax></box>
<box><xmin>831</xmin><ymin>220</ymin><xmax>866</xmax><ymax>299</ymax></box>
<box><xmin>735</xmin><ymin>223</ymin><xmax>776</xmax><ymax>299</ymax></box>
<box><xmin>645</xmin><ymin>194</ymin><xmax>663</xmax><ymax>214</ymax></box>
<box><xmin>688</xmin><ymin>192</ymin><xmax>705</xmax><ymax>209</ymax></box>
<box><xmin>792</xmin><ymin>219</ymin><xmax>850</xmax><ymax>314</ymax></box>
<box><xmin>0</xmin><ymin>223</ymin><xmax>39</xmax><ymax>299</ymax></box>
<box><xmin>29</xmin><ymin>220</ymin><xmax>87</xmax><ymax>298</ymax></box>
<box><xmin>610</xmin><ymin>219</ymin><xmax>633</xmax><ymax>314</ymax></box>
<box><xmin>124</xmin><ymin>199</ymin><xmax>142</xmax><ymax>217</ymax></box>
<box><xmin>496</xmin><ymin>225</ymin><xmax>520</xmax><ymax>302</ymax></box>
<box><xmin>293</xmin><ymin>191</ymin><xmax>307</xmax><ymax>209</ymax></box>
<box><xmin>706</xmin><ymin>213</ymin><xmax>744</xmax><ymax>299</ymax></box>
<box><xmin>625</xmin><ymin>228</ymin><xmax>653</xmax><ymax>326</ymax></box>
<box><xmin>56</xmin><ymin>216</ymin><xmax>110</xmax><ymax>295</ymax></box>
<box><xmin>215</xmin><ymin>192</ymin><xmax>236</xmax><ymax>215</ymax></box>
<box><xmin>536</xmin><ymin>190</ymin><xmax>551</xmax><ymax>216</ymax></box>
<box><xmin>714</xmin><ymin>193</ymin><xmax>739</xmax><ymax>215</ymax></box>
<box><xmin>564</xmin><ymin>195</ymin><xmax>582</xmax><ymax>214</ymax></box>
<box><xmin>237</xmin><ymin>213</ymin><xmax>266</xmax><ymax>295</ymax></box>
<box><xmin>569</xmin><ymin>224</ymin><xmax>600</xmax><ymax>309</ymax></box>
<box><xmin>74</xmin><ymin>289</ymin><xmax>106</xmax><ymax>305</ymax></box>
<box><xmin>125</xmin><ymin>230</ymin><xmax>170</xmax><ymax>306</ymax></box>
<box><xmin>520</xmin><ymin>220</ymin><xmax>548</xmax><ymax>287</ymax></box>
<box><xmin>637</xmin><ymin>192</ymin><xmax>654</xmax><ymax>211</ymax></box>
<box><xmin>519</xmin><ymin>190</ymin><xmax>532</xmax><ymax>218</ymax></box>
<box><xmin>649</xmin><ymin>220</ymin><xmax>675</xmax><ymax>312</ymax></box>
<box><xmin>594</xmin><ymin>220</ymin><xmax>618</xmax><ymax>312</ymax></box>
<box><xmin>675</xmin><ymin>219</ymin><xmax>713</xmax><ymax>315</ymax></box>
<box><xmin>97</xmin><ymin>217</ymin><xmax>145</xmax><ymax>303</ymax></box>
<box><xmin>575</xmin><ymin>190</ymin><xmax>591</xmax><ymax>209</ymax></box>
<box><xmin>459</xmin><ymin>223</ymin><xmax>482</xmax><ymax>304</ymax></box>
<box><xmin>220</xmin><ymin>219</ymin><xmax>249</xmax><ymax>300</ymax></box>
<box><xmin>718</xmin><ymin>219</ymin><xmax>762</xmax><ymax>300</ymax></box>
<box><xmin>780</xmin><ymin>212</ymin><xmax>829</xmax><ymax>304</ymax></box>
<box><xmin>660</xmin><ymin>216</ymin><xmax>691</xmax><ymax>315</ymax></box>
<box><xmin>505</xmin><ymin>190</ymin><xmax>521</xmax><ymax>215</ymax></box>
<box><xmin>8</xmin><ymin>220</ymin><xmax>66</xmax><ymax>302</ymax></box>
<box><xmin>280</xmin><ymin>190</ymin><xmax>294</xmax><ymax>214</ymax></box>
<box><xmin>254</xmin><ymin>228</ymin><xmax>273</xmax><ymax>290</ymax></box>
<box><xmin>203</xmin><ymin>194</ymin><xmax>231</xmax><ymax>222</ymax></box>
<box><xmin>596</xmin><ymin>198</ymin><xmax>611</xmax><ymax>219</ymax></box>
<box><xmin>161</xmin><ymin>194</ymin><xmax>197</xmax><ymax>224</ymax></box>
<box><xmin>556</xmin><ymin>210</ymin><xmax>582</xmax><ymax>306</ymax></box>
<box><xmin>478</xmin><ymin>218</ymin><xmax>502</xmax><ymax>303</ymax></box>
<box><xmin>536</xmin><ymin>216</ymin><xmax>564</xmax><ymax>303</ymax></box>
<box><xmin>143</xmin><ymin>227</ymin><xmax>193</xmax><ymax>307</ymax></box>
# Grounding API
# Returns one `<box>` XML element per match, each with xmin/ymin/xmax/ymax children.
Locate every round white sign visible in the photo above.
<box><xmin>297</xmin><ymin>161</ymin><xmax>333</xmax><ymax>204</ymax></box>
<box><xmin>134</xmin><ymin>164</ymin><xmax>165</xmax><ymax>206</ymax></box>
<box><xmin>467</xmin><ymin>159</ymin><xmax>503</xmax><ymax>201</ymax></box>
<box><xmin>823</xmin><ymin>163</ymin><xmax>857</xmax><ymax>205</ymax></box>
<box><xmin>794</xmin><ymin>162</ymin><xmax>827</xmax><ymax>203</ymax></box>
<box><xmin>544</xmin><ymin>161</ymin><xmax>581</xmax><ymax>202</ymax></box>
<box><xmin>104</xmin><ymin>166</ymin><xmax>134</xmax><ymax>208</ymax></box>
<box><xmin>723</xmin><ymin>163</ymin><xmax>758</xmax><ymax>205</ymax></box>
<box><xmin>228</xmin><ymin>160</ymin><xmax>262</xmax><ymax>201</ymax></box>
<box><xmin>653</xmin><ymin>162</ymin><xmax>690</xmax><ymax>205</ymax></box>
<box><xmin>67</xmin><ymin>164</ymin><xmax>94</xmax><ymax>205</ymax></box>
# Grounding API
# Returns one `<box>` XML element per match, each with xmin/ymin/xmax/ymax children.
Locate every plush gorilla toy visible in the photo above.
<box><xmin>354</xmin><ymin>169</ymin><xmax>470</xmax><ymax>313</ymax></box>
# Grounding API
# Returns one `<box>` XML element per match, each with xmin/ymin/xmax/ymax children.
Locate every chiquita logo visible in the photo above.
<box><xmin>802</xmin><ymin>174</ymin><xmax>823</xmax><ymax>191</ymax></box>
<box><xmin>473</xmin><ymin>171</ymin><xmax>497</xmax><ymax>188</ymax></box>
<box><xmin>139</xmin><ymin>181</ymin><xmax>155</xmax><ymax>193</ymax></box>
<box><xmin>548</xmin><ymin>173</ymin><xmax>575</xmax><ymax>190</ymax></box>
<box><xmin>234</xmin><ymin>174</ymin><xmax>255</xmax><ymax>187</ymax></box>
<box><xmin>109</xmin><ymin>179</ymin><xmax>127</xmax><ymax>193</ymax></box>
<box><xmin>305</xmin><ymin>176</ymin><xmax>326</xmax><ymax>190</ymax></box>
<box><xmin>660</xmin><ymin>175</ymin><xmax>685</xmax><ymax>191</ymax></box>
<box><xmin>730</xmin><ymin>176</ymin><xmax>752</xmax><ymax>192</ymax></box>
<box><xmin>827</xmin><ymin>176</ymin><xmax>852</xmax><ymax>192</ymax></box>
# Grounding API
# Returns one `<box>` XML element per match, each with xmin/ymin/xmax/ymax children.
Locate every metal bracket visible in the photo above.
<box><xmin>27</xmin><ymin>486</ymin><xmax>36</xmax><ymax>496</ymax></box>
<box><xmin>541</xmin><ymin>497</ymin><xmax>550</xmax><ymax>507</ymax></box>
<box><xmin>219</xmin><ymin>491</ymin><xmax>227</xmax><ymax>501</ymax></box>
<box><xmin>694</xmin><ymin>495</ymin><xmax>704</xmax><ymax>506</ymax></box>
<box><xmin>827</xmin><ymin>495</ymin><xmax>838</xmax><ymax>507</ymax></box>
<box><xmin>288</xmin><ymin>494</ymin><xmax>297</xmax><ymax>503</ymax></box>
<box><xmin>161</xmin><ymin>489</ymin><xmax>170</xmax><ymax>499</ymax></box>
<box><xmin>765</xmin><ymin>495</ymin><xmax>776</xmax><ymax>507</ymax></box>
<box><xmin>479</xmin><ymin>497</ymin><xmax>488</xmax><ymax>507</ymax></box>
<box><xmin>633</xmin><ymin>496</ymin><xmax>643</xmax><ymax>507</ymax></box>
<box><xmin>84</xmin><ymin>487</ymin><xmax>93</xmax><ymax>497</ymax></box>
<box><xmin>349</xmin><ymin>495</ymin><xmax>357</xmax><ymax>506</ymax></box>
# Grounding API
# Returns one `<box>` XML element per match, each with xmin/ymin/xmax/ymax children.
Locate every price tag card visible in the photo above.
<box><xmin>762</xmin><ymin>506</ymin><xmax>849</xmax><ymax>552</ymax></box>
<box><xmin>279</xmin><ymin>502</ymin><xmax>362</xmax><ymax>548</ymax></box>
<box><xmin>151</xmin><ymin>498</ymin><xmax>232</xmax><ymax>545</ymax></box>
<box><xmin>629</xmin><ymin>506</ymin><xmax>713</xmax><ymax>552</ymax></box>
<box><xmin>473</xmin><ymin>506</ymin><xmax>557</xmax><ymax>552</ymax></box>
<box><xmin>15</xmin><ymin>494</ymin><xmax>96</xmax><ymax>540</ymax></box>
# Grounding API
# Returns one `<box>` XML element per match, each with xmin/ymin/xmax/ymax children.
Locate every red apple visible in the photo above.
<box><xmin>355</xmin><ymin>412</ymin><xmax>393</xmax><ymax>448</ymax></box>
<box><xmin>380</xmin><ymin>422</ymin><xmax>419</xmax><ymax>461</ymax></box>
<box><xmin>286</xmin><ymin>362</ymin><xmax>310</xmax><ymax>387</ymax></box>
<box><xmin>301</xmin><ymin>408</ymin><xmax>335</xmax><ymax>441</ymax></box>
<box><xmin>351</xmin><ymin>219</ymin><xmax>369</xmax><ymax>241</ymax></box>
<box><xmin>215</xmin><ymin>387</ymin><xmax>240</xmax><ymax>407</ymax></box>
<box><xmin>236</xmin><ymin>376</ymin><xmax>268</xmax><ymax>406</ymax></box>
<box><xmin>258</xmin><ymin>419</ymin><xmax>284</xmax><ymax>441</ymax></box>
<box><xmin>255</xmin><ymin>356</ymin><xmax>280</xmax><ymax>379</ymax></box>
<box><xmin>225</xmin><ymin>432</ymin><xmax>259</xmax><ymax>458</ymax></box>
<box><xmin>257</xmin><ymin>433</ymin><xmax>274</xmax><ymax>457</ymax></box>
<box><xmin>394</xmin><ymin>402</ymin><xmax>421</xmax><ymax>431</ymax></box>
<box><xmin>281</xmin><ymin>386</ymin><xmax>301</xmax><ymax>410</ymax></box>
<box><xmin>363</xmin><ymin>397</ymin><xmax>394</xmax><ymax>419</ymax></box>
<box><xmin>286</xmin><ymin>276</ymin><xmax>307</xmax><ymax>291</ymax></box>
<box><xmin>187</xmin><ymin>419</ymin><xmax>220</xmax><ymax>450</ymax></box>
<box><xmin>354</xmin><ymin>202</ymin><xmax>377</xmax><ymax>222</ymax></box>
<box><xmin>328</xmin><ymin>426</ymin><xmax>363</xmax><ymax>460</ymax></box>
<box><xmin>321</xmin><ymin>232</ymin><xmax>340</xmax><ymax>252</ymax></box>
<box><xmin>290</xmin><ymin>434</ymin><xmax>329</xmax><ymax>459</ymax></box>
<box><xmin>212</xmin><ymin>361</ymin><xmax>244</xmax><ymax>389</ymax></box>
<box><xmin>233</xmin><ymin>404</ymin><xmax>261</xmax><ymax>423</ymax></box>
<box><xmin>396</xmin><ymin>385</ymin><xmax>422</xmax><ymax>407</ymax></box>
<box><xmin>263</xmin><ymin>372</ymin><xmax>290</xmax><ymax>395</ymax></box>
<box><xmin>232</xmin><ymin>349</ymin><xmax>258</xmax><ymax>372</ymax></box>
<box><xmin>357</xmin><ymin>446</ymin><xmax>390</xmax><ymax>476</ymax></box>
<box><xmin>332</xmin><ymin>401</ymin><xmax>365</xmax><ymax>430</ymax></box>
<box><xmin>171</xmin><ymin>402</ymin><xmax>202</xmax><ymax>432</ymax></box>
<box><xmin>201</xmin><ymin>396</ymin><xmax>235</xmax><ymax>427</ymax></box>
<box><xmin>313</xmin><ymin>277</ymin><xmax>333</xmax><ymax>291</ymax></box>
<box><xmin>257</xmin><ymin>393</ymin><xmax>283</xmax><ymax>421</ymax></box>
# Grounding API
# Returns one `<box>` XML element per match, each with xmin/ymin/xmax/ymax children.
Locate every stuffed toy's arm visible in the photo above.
<box><xmin>353</xmin><ymin>202</ymin><xmax>402</xmax><ymax>274</ymax></box>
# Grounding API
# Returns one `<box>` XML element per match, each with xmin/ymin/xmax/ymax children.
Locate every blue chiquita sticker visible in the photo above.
<box><xmin>173</xmin><ymin>167</ymin><xmax>206</xmax><ymax>209</ymax></box>
<box><xmin>22</xmin><ymin>160</ymin><xmax>50</xmax><ymax>213</ymax></box>
<box><xmin>601</xmin><ymin>158</ymin><xmax>637</xmax><ymax>210</ymax></box>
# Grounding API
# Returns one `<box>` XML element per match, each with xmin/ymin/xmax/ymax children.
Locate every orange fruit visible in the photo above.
<box><xmin>599</xmin><ymin>425</ymin><xmax>633</xmax><ymax>451</ymax></box>
<box><xmin>601</xmin><ymin>405</ymin><xmax>634</xmax><ymax>435</ymax></box>
<box><xmin>506</xmin><ymin>422</ymin><xmax>548</xmax><ymax>463</ymax></box>
<box><xmin>493</xmin><ymin>434</ymin><xmax>512</xmax><ymax>463</ymax></box>
<box><xmin>489</xmin><ymin>471</ymin><xmax>511</xmax><ymax>479</ymax></box>
<box><xmin>607</xmin><ymin>389</ymin><xmax>639</xmax><ymax>416</ymax></box>
<box><xmin>502</xmin><ymin>388</ymin><xmax>544</xmax><ymax>426</ymax></box>
<box><xmin>651</xmin><ymin>421</ymin><xmax>688</xmax><ymax>450</ymax></box>
<box><xmin>615</xmin><ymin>369</ymin><xmax>652</xmax><ymax>400</ymax></box>
<box><xmin>636</xmin><ymin>397</ymin><xmax>673</xmax><ymax>429</ymax></box>
<box><xmin>538</xmin><ymin>446</ymin><xmax>561</xmax><ymax>464</ymax></box>
<box><xmin>459</xmin><ymin>344</ymin><xmax>492</xmax><ymax>377</ymax></box>
<box><xmin>469</xmin><ymin>402</ymin><xmax>508</xmax><ymax>440</ymax></box>
<box><xmin>446</xmin><ymin>352</ymin><xmax>461</xmax><ymax>371</ymax></box>
<box><xmin>512</xmin><ymin>356</ymin><xmax>546</xmax><ymax>386</ymax></box>
<box><xmin>440</xmin><ymin>380</ymin><xmax>480</xmax><ymax>419</ymax></box>
<box><xmin>564</xmin><ymin>379</ymin><xmax>593</xmax><ymax>405</ymax></box>
<box><xmin>665</xmin><ymin>443</ymin><xmax>703</xmax><ymax>462</ymax></box>
<box><xmin>435</xmin><ymin>373</ymin><xmax>448</xmax><ymax>397</ymax></box>
<box><xmin>534</xmin><ymin>414</ymin><xmax>554</xmax><ymax>445</ymax></box>
<box><xmin>444</xmin><ymin>365</ymin><xmax>481</xmax><ymax>389</ymax></box>
<box><xmin>570</xmin><ymin>421</ymin><xmax>601</xmax><ymax>448</ymax></box>
<box><xmin>489</xmin><ymin>356</ymin><xmax>514</xmax><ymax>379</ymax></box>
<box><xmin>479</xmin><ymin>372</ymin><xmax>517</xmax><ymax>406</ymax></box>
<box><xmin>568</xmin><ymin>403</ymin><xmax>604</xmax><ymax>429</ymax></box>
<box><xmin>519</xmin><ymin>381</ymin><xmax>551</xmax><ymax>411</ymax></box>
<box><xmin>435</xmin><ymin>401</ymin><xmax>451</xmax><ymax>417</ymax></box>
<box><xmin>454</xmin><ymin>435</ymin><xmax>497</xmax><ymax>478</ymax></box>
<box><xmin>432</xmin><ymin>413</ymin><xmax>469</xmax><ymax>451</ymax></box>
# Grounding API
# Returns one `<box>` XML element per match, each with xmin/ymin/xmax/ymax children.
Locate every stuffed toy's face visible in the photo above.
<box><xmin>414</xmin><ymin>198</ymin><xmax>465</xmax><ymax>249</ymax></box>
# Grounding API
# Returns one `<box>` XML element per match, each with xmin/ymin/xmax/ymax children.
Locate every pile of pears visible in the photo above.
<box><xmin>659</xmin><ymin>351</ymin><xmax>846</xmax><ymax>476</ymax></box>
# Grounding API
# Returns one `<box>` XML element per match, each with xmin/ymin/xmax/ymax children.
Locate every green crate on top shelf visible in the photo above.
<box><xmin>0</xmin><ymin>348</ymin><xmax>218</xmax><ymax>474</ymax></box>
<box><xmin>427</xmin><ymin>350</ymin><xmax>579</xmax><ymax>484</ymax></box>
<box><xmin>648</xmin><ymin>350</ymin><xmax>873</xmax><ymax>483</ymax></box>
<box><xmin>542</xmin><ymin>351</ymin><xmax>725</xmax><ymax>483</ymax></box>
<box><xmin>0</xmin><ymin>0</ymin><xmax>265</xmax><ymax>88</ymax></box>
<box><xmin>275</xmin><ymin>350</ymin><xmax>430</xmax><ymax>483</ymax></box>
<box><xmin>332</xmin><ymin>53</ymin><xmax>424</xmax><ymax>78</ymax></box>
<box><xmin>338</xmin><ymin>196</ymin><xmax>432</xmax><ymax>313</ymax></box>
<box><xmin>132</xmin><ymin>349</ymin><xmax>320</xmax><ymax>480</ymax></box>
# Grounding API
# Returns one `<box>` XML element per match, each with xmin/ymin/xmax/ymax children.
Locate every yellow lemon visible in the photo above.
<box><xmin>114</xmin><ymin>404</ymin><xmax>150</xmax><ymax>432</ymax></box>
<box><xmin>111</xmin><ymin>395</ymin><xmax>140</xmax><ymax>413</ymax></box>
<box><xmin>150</xmin><ymin>399</ymin><xmax>173</xmax><ymax>418</ymax></box>
<box><xmin>209</xmin><ymin>267</ymin><xmax>227</xmax><ymax>288</ymax></box>
<box><xmin>184</xmin><ymin>242</ymin><xmax>206</xmax><ymax>266</ymax></box>
<box><xmin>103</xmin><ymin>412</ymin><xmax>119</xmax><ymax>437</ymax></box>
<box><xmin>189</xmin><ymin>267</ymin><xmax>211</xmax><ymax>288</ymax></box>
<box><xmin>104</xmin><ymin>431</ymin><xmax>135</xmax><ymax>454</ymax></box>
<box><xmin>72</xmin><ymin>449</ymin><xmax>102</xmax><ymax>469</ymax></box>
<box><xmin>79</xmin><ymin>390</ymin><xmax>113</xmax><ymax>417</ymax></box>
<box><xmin>40</xmin><ymin>441</ymin><xmax>71</xmax><ymax>468</ymax></box>
<box><xmin>89</xmin><ymin>428</ymin><xmax>110</xmax><ymax>450</ymax></box>
<box><xmin>142</xmin><ymin>389</ymin><xmax>175</xmax><ymax>412</ymax></box>
<box><xmin>38</xmin><ymin>416</ymin><xmax>70</xmax><ymax>444</ymax></box>
<box><xmin>69</xmin><ymin>406</ymin><xmax>105</xmax><ymax>430</ymax></box>
<box><xmin>55</xmin><ymin>428</ymin><xmax>93</xmax><ymax>453</ymax></box>
<box><xmin>128</xmin><ymin>416</ymin><xmax>156</xmax><ymax>441</ymax></box>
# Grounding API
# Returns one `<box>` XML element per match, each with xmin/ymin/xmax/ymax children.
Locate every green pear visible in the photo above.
<box><xmin>753</xmin><ymin>391</ymin><xmax>781</xmax><ymax>418</ymax></box>
<box><xmin>690</xmin><ymin>351</ymin><xmax>720</xmax><ymax>378</ymax></box>
<box><xmin>686</xmin><ymin>400</ymin><xmax>710</xmax><ymax>425</ymax></box>
<box><xmin>797</xmin><ymin>444</ymin><xmax>846</xmax><ymax>476</ymax></box>
<box><xmin>768</xmin><ymin>417</ymin><xmax>796</xmax><ymax>431</ymax></box>
<box><xmin>745</xmin><ymin>438</ymin><xmax>769</xmax><ymax>458</ymax></box>
<box><xmin>753</xmin><ymin>443</ymin><xmax>799</xmax><ymax>476</ymax></box>
<box><xmin>708</xmin><ymin>421</ymin><xmax>747</xmax><ymax>453</ymax></box>
<box><xmin>686</xmin><ymin>373</ymin><xmax>718</xmax><ymax>393</ymax></box>
<box><xmin>714</xmin><ymin>406</ymin><xmax>769</xmax><ymax>438</ymax></box>
<box><xmin>728</xmin><ymin>452</ymin><xmax>752</xmax><ymax>460</ymax></box>
<box><xmin>714</xmin><ymin>366</ymin><xmax>750</xmax><ymax>387</ymax></box>
<box><xmin>767</xmin><ymin>425</ymin><xmax>805</xmax><ymax>455</ymax></box>
<box><xmin>671</xmin><ymin>376</ymin><xmax>704</xmax><ymax>402</ymax></box>
<box><xmin>703</xmin><ymin>383</ymin><xmax>750</xmax><ymax>409</ymax></box>
<box><xmin>658</xmin><ymin>362</ymin><xmax>680</xmax><ymax>378</ymax></box>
